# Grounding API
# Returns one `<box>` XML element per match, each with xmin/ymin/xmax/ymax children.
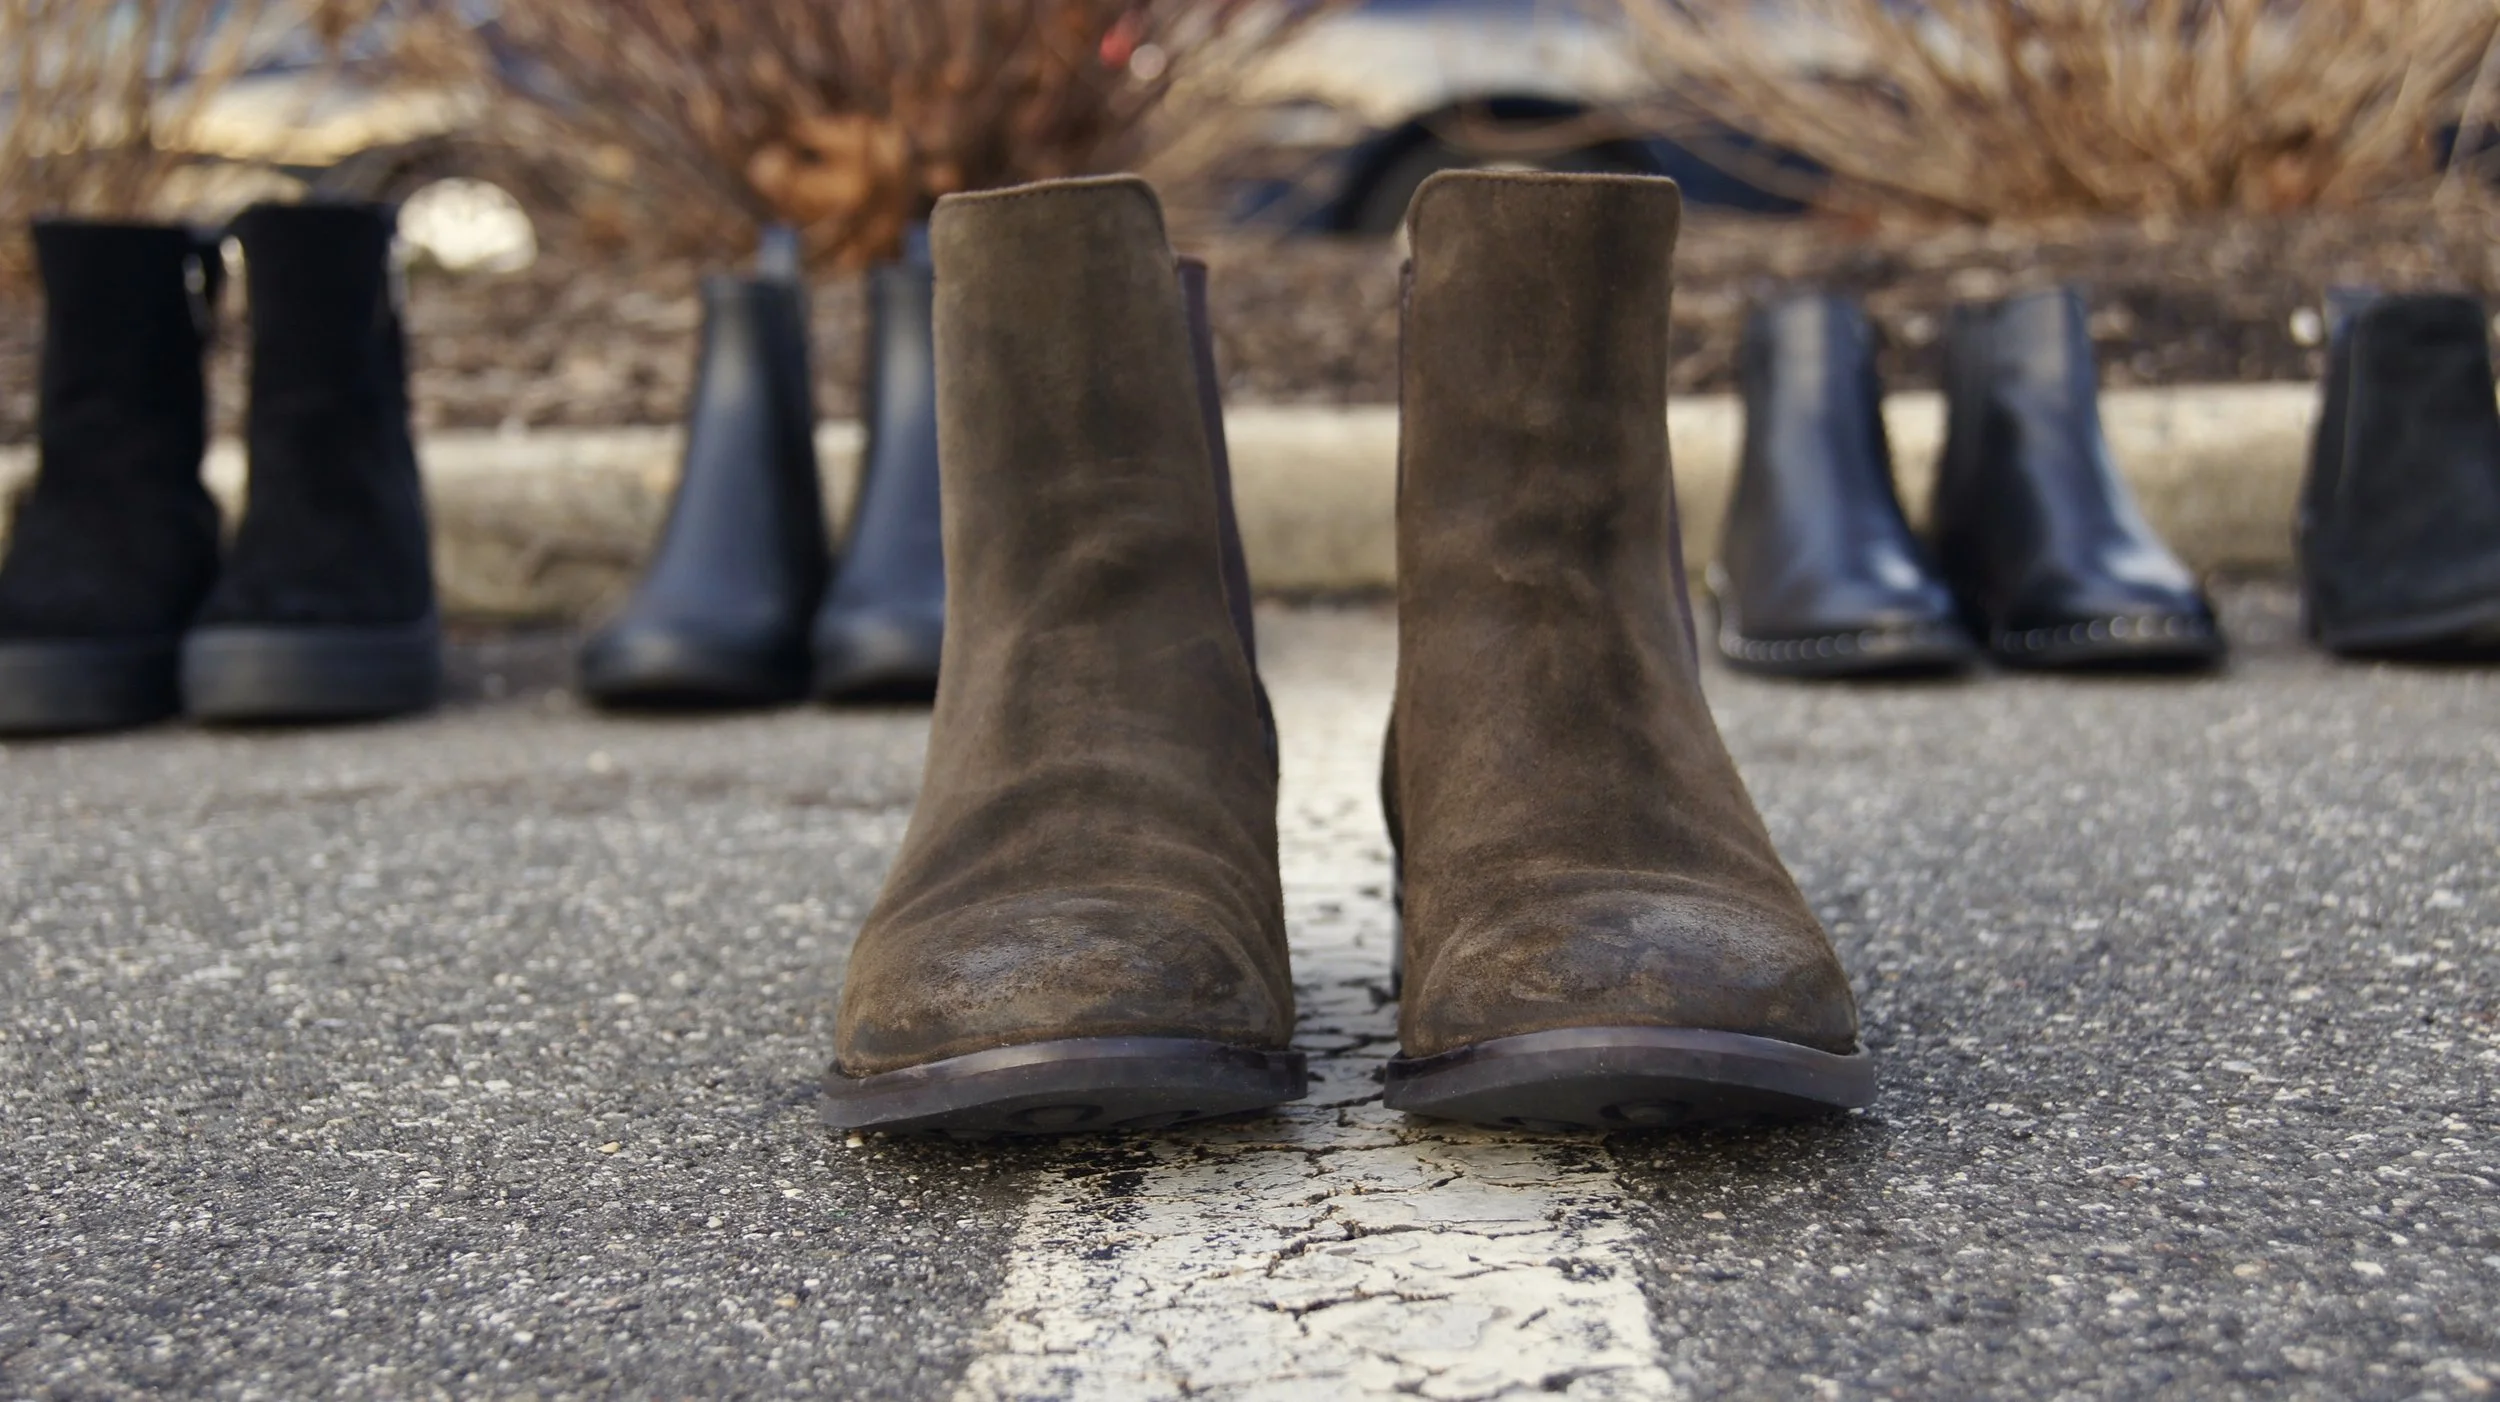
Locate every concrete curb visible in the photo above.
<box><xmin>0</xmin><ymin>383</ymin><xmax>2320</xmax><ymax>622</ymax></box>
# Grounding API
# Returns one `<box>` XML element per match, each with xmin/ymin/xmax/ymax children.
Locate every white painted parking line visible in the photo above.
<box><xmin>954</xmin><ymin>621</ymin><xmax>1678</xmax><ymax>1401</ymax></box>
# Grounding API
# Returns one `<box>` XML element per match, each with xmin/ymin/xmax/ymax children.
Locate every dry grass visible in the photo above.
<box><xmin>1618</xmin><ymin>0</ymin><xmax>2500</xmax><ymax>224</ymax></box>
<box><xmin>0</xmin><ymin>0</ymin><xmax>405</xmax><ymax>281</ymax></box>
<box><xmin>476</xmin><ymin>0</ymin><xmax>1327</xmax><ymax>270</ymax></box>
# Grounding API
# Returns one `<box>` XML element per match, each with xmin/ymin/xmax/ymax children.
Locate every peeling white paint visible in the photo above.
<box><xmin>954</xmin><ymin>619</ymin><xmax>1678</xmax><ymax>1402</ymax></box>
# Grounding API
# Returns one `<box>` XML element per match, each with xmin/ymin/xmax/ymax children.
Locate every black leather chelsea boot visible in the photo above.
<box><xmin>811</xmin><ymin>228</ymin><xmax>944</xmax><ymax>702</ymax></box>
<box><xmin>0</xmin><ymin>222</ymin><xmax>221</xmax><ymax>735</ymax></box>
<box><xmin>580</xmin><ymin>269</ymin><xmax>829</xmax><ymax>706</ymax></box>
<box><xmin>1931</xmin><ymin>287</ymin><xmax>2224</xmax><ymax>670</ymax></box>
<box><xmin>1712</xmin><ymin>293</ymin><xmax>1974</xmax><ymax>678</ymax></box>
<box><xmin>2301</xmin><ymin>291</ymin><xmax>2500</xmax><ymax>659</ymax></box>
<box><xmin>184</xmin><ymin>202</ymin><xmax>442</xmax><ymax>723</ymax></box>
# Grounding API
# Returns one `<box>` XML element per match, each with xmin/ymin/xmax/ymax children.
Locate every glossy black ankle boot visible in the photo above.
<box><xmin>184</xmin><ymin>202</ymin><xmax>441</xmax><ymax>722</ymax></box>
<box><xmin>0</xmin><ymin>222</ymin><xmax>222</xmax><ymax>734</ymax></box>
<box><xmin>1932</xmin><ymin>287</ymin><xmax>2223</xmax><ymax>670</ymax></box>
<box><xmin>579</xmin><ymin>270</ymin><xmax>828</xmax><ymax>706</ymax></box>
<box><xmin>1711</xmin><ymin>293</ymin><xmax>1974</xmax><ymax>678</ymax></box>
<box><xmin>811</xmin><ymin>229</ymin><xmax>943</xmax><ymax>702</ymax></box>
<box><xmin>2301</xmin><ymin>292</ymin><xmax>2500</xmax><ymax>659</ymax></box>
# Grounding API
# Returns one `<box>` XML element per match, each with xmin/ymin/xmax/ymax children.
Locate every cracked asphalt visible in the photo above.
<box><xmin>3</xmin><ymin>583</ymin><xmax>2496</xmax><ymax>1400</ymax></box>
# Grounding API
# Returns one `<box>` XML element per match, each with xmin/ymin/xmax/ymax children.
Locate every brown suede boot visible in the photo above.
<box><xmin>1380</xmin><ymin>171</ymin><xmax>1873</xmax><ymax>1131</ymax></box>
<box><xmin>823</xmin><ymin>177</ymin><xmax>1304</xmax><ymax>1136</ymax></box>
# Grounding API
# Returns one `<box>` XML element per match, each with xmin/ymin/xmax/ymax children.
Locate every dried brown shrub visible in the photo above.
<box><xmin>0</xmin><ymin>0</ymin><xmax>407</xmax><ymax>281</ymax></box>
<box><xmin>478</xmin><ymin>0</ymin><xmax>1326</xmax><ymax>270</ymax></box>
<box><xmin>1618</xmin><ymin>0</ymin><xmax>2500</xmax><ymax>224</ymax></box>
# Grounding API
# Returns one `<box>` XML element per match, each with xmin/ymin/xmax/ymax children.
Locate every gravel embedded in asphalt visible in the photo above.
<box><xmin>1616</xmin><ymin>587</ymin><xmax>2499</xmax><ymax>1399</ymax></box>
<box><xmin>2</xmin><ymin>584</ymin><xmax>2494</xmax><ymax>1399</ymax></box>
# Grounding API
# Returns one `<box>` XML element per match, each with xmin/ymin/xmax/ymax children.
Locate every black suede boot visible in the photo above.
<box><xmin>0</xmin><ymin>222</ymin><xmax>221</xmax><ymax>735</ymax></box>
<box><xmin>580</xmin><ymin>269</ymin><xmax>828</xmax><ymax>706</ymax></box>
<box><xmin>1931</xmin><ymin>287</ymin><xmax>2224</xmax><ymax>670</ymax></box>
<box><xmin>1712</xmin><ymin>293</ymin><xmax>1974</xmax><ymax>678</ymax></box>
<box><xmin>184</xmin><ymin>202</ymin><xmax>440</xmax><ymax>721</ymax></box>
<box><xmin>811</xmin><ymin>228</ymin><xmax>943</xmax><ymax>701</ymax></box>
<box><xmin>2302</xmin><ymin>292</ymin><xmax>2500</xmax><ymax>658</ymax></box>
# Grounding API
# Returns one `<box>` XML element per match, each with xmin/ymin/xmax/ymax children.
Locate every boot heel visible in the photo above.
<box><xmin>0</xmin><ymin>637</ymin><xmax>182</xmax><ymax>734</ymax></box>
<box><xmin>182</xmin><ymin>617</ymin><xmax>441</xmax><ymax>723</ymax></box>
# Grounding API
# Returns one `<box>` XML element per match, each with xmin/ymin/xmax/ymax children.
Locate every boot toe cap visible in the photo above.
<box><xmin>835</xmin><ymin>890</ymin><xmax>1294</xmax><ymax>1075</ymax></box>
<box><xmin>578</xmin><ymin>616</ymin><xmax>808</xmax><ymax>705</ymax></box>
<box><xmin>1402</xmin><ymin>888</ymin><xmax>1860</xmax><ymax>1060</ymax></box>
<box><xmin>811</xmin><ymin>605</ymin><xmax>943</xmax><ymax>701</ymax></box>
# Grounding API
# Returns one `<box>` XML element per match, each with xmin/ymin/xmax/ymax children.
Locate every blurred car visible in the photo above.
<box><xmin>6</xmin><ymin>2</ymin><xmax>532</xmax><ymax>267</ymax></box>
<box><xmin>1224</xmin><ymin>0</ymin><xmax>1817</xmax><ymax>232</ymax></box>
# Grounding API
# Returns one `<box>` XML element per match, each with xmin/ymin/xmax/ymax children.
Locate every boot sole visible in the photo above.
<box><xmin>2312</xmin><ymin>593</ymin><xmax>2500</xmax><ymax>660</ymax></box>
<box><xmin>823</xmin><ymin>1036</ymin><xmax>1309</xmax><ymax>1138</ymax></box>
<box><xmin>1716</xmin><ymin>621</ymin><xmax>1977</xmax><ymax>679</ymax></box>
<box><xmin>0</xmin><ymin>636</ymin><xmax>182</xmax><ymax>735</ymax></box>
<box><xmin>579</xmin><ymin>631</ymin><xmax>810</xmax><ymax>709</ymax></box>
<box><xmin>1383</xmin><ymin>1026</ymin><xmax>1875</xmax><ymax>1131</ymax></box>
<box><xmin>183</xmin><ymin>618</ymin><xmax>442</xmax><ymax>723</ymax></box>
<box><xmin>1990</xmin><ymin>615</ymin><xmax>2225</xmax><ymax>671</ymax></box>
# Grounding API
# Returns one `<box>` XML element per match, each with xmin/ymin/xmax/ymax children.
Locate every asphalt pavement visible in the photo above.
<box><xmin>3</xmin><ymin>584</ymin><xmax>2494</xmax><ymax>1400</ymax></box>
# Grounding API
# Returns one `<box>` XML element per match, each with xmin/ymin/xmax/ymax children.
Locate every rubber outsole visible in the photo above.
<box><xmin>2311</xmin><ymin>592</ymin><xmax>2500</xmax><ymax>661</ymax></box>
<box><xmin>1382</xmin><ymin>1026</ymin><xmax>1875</xmax><ymax>1132</ymax></box>
<box><xmin>0</xmin><ymin>636</ymin><xmax>182</xmax><ymax>735</ymax></box>
<box><xmin>823</xmin><ymin>1036</ymin><xmax>1310</xmax><ymax>1139</ymax></box>
<box><xmin>1707</xmin><ymin>580</ymin><xmax>1979</xmax><ymax>680</ymax></box>
<box><xmin>1988</xmin><ymin>614</ymin><xmax>2225</xmax><ymax>671</ymax></box>
<box><xmin>577</xmin><ymin>629</ymin><xmax>809</xmax><ymax>709</ymax></box>
<box><xmin>183</xmin><ymin>618</ymin><xmax>442</xmax><ymax>723</ymax></box>
<box><xmin>1716</xmin><ymin>619</ymin><xmax>1979</xmax><ymax>679</ymax></box>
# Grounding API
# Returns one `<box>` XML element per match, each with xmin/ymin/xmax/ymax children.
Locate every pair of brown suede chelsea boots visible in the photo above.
<box><xmin>823</xmin><ymin>172</ymin><xmax>1873</xmax><ymax>1137</ymax></box>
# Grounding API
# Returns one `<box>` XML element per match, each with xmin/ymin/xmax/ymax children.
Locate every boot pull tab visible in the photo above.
<box><xmin>755</xmin><ymin>223</ymin><xmax>805</xmax><ymax>284</ymax></box>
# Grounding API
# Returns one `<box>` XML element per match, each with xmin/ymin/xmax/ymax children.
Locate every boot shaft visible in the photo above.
<box><xmin>928</xmin><ymin>177</ymin><xmax>1238</xmax><ymax>635</ymax></box>
<box><xmin>201</xmin><ymin>202</ymin><xmax>433</xmax><ymax>628</ymax></box>
<box><xmin>233</xmin><ymin>203</ymin><xmax>403</xmax><ymax>418</ymax></box>
<box><xmin>2303</xmin><ymin>292</ymin><xmax>2500</xmax><ymax>627</ymax></box>
<box><xmin>1728</xmin><ymin>294</ymin><xmax>1907</xmax><ymax>550</ymax></box>
<box><xmin>32</xmin><ymin>220</ymin><xmax>217</xmax><ymax>491</ymax></box>
<box><xmin>828</xmin><ymin>246</ymin><xmax>943</xmax><ymax>602</ymax></box>
<box><xmin>1179</xmin><ymin>257</ymin><xmax>1259</xmax><ymax>676</ymax></box>
<box><xmin>645</xmin><ymin>272</ymin><xmax>826</xmax><ymax>601</ymax></box>
<box><xmin>1397</xmin><ymin>172</ymin><xmax>1681</xmax><ymax>599</ymax></box>
<box><xmin>1</xmin><ymin>221</ymin><xmax>223</xmax><ymax>639</ymax></box>
<box><xmin>1936</xmin><ymin>287</ymin><xmax>2135</xmax><ymax>539</ymax></box>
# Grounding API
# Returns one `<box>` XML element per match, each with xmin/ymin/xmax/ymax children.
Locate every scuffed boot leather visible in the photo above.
<box><xmin>2301</xmin><ymin>292</ymin><xmax>2500</xmax><ymax>658</ymax></box>
<box><xmin>1931</xmin><ymin>287</ymin><xmax>2224</xmax><ymax>670</ymax></box>
<box><xmin>1712</xmin><ymin>293</ymin><xmax>1974</xmax><ymax>678</ymax></box>
<box><xmin>186</xmin><ymin>202</ymin><xmax>441</xmax><ymax>722</ymax></box>
<box><xmin>1380</xmin><ymin>171</ymin><xmax>1871</xmax><ymax>1131</ymax></box>
<box><xmin>824</xmin><ymin>177</ymin><xmax>1304</xmax><ymax>1136</ymax></box>
<box><xmin>812</xmin><ymin>228</ymin><xmax>945</xmax><ymax>702</ymax></box>
<box><xmin>0</xmin><ymin>222</ymin><xmax>220</xmax><ymax>734</ymax></box>
<box><xmin>581</xmin><ymin>271</ymin><xmax>829</xmax><ymax>706</ymax></box>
